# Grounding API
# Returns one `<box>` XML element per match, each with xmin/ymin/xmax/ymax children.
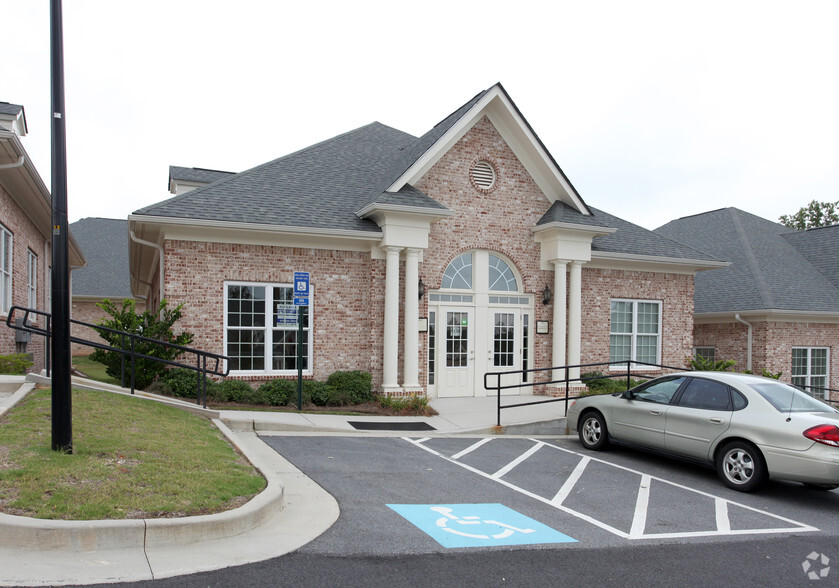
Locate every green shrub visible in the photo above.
<box><xmin>580</xmin><ymin>371</ymin><xmax>644</xmax><ymax>396</ymax></box>
<box><xmin>89</xmin><ymin>299</ymin><xmax>194</xmax><ymax>390</ymax></box>
<box><xmin>377</xmin><ymin>393</ymin><xmax>431</xmax><ymax>415</ymax></box>
<box><xmin>257</xmin><ymin>379</ymin><xmax>296</xmax><ymax>406</ymax></box>
<box><xmin>326</xmin><ymin>371</ymin><xmax>373</xmax><ymax>404</ymax></box>
<box><xmin>303</xmin><ymin>380</ymin><xmax>333</xmax><ymax>406</ymax></box>
<box><xmin>688</xmin><ymin>355</ymin><xmax>736</xmax><ymax>371</ymax></box>
<box><xmin>216</xmin><ymin>380</ymin><xmax>263</xmax><ymax>405</ymax></box>
<box><xmin>151</xmin><ymin>368</ymin><xmax>216</xmax><ymax>399</ymax></box>
<box><xmin>0</xmin><ymin>353</ymin><xmax>33</xmax><ymax>375</ymax></box>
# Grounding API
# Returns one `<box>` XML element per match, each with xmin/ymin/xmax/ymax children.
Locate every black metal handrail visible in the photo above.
<box><xmin>484</xmin><ymin>361</ymin><xmax>839</xmax><ymax>426</ymax></box>
<box><xmin>484</xmin><ymin>360</ymin><xmax>685</xmax><ymax>427</ymax></box>
<box><xmin>5</xmin><ymin>305</ymin><xmax>228</xmax><ymax>408</ymax></box>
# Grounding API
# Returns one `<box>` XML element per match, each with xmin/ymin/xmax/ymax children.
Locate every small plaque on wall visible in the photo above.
<box><xmin>418</xmin><ymin>317</ymin><xmax>428</xmax><ymax>332</ymax></box>
<box><xmin>536</xmin><ymin>321</ymin><xmax>549</xmax><ymax>335</ymax></box>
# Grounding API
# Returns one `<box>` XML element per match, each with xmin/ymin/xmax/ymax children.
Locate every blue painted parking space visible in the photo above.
<box><xmin>387</xmin><ymin>503</ymin><xmax>576</xmax><ymax>548</ymax></box>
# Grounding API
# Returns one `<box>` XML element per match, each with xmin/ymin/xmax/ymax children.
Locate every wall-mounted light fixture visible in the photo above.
<box><xmin>418</xmin><ymin>278</ymin><xmax>426</xmax><ymax>299</ymax></box>
<box><xmin>542</xmin><ymin>284</ymin><xmax>552</xmax><ymax>305</ymax></box>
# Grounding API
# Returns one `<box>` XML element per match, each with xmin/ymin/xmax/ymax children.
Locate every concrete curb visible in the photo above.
<box><xmin>0</xmin><ymin>419</ymin><xmax>285</xmax><ymax>553</ymax></box>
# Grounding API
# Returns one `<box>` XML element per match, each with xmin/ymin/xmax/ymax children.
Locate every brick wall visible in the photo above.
<box><xmin>696</xmin><ymin>320</ymin><xmax>839</xmax><ymax>400</ymax></box>
<box><xmin>162</xmin><ymin>241</ymin><xmax>383</xmax><ymax>387</ymax></box>
<box><xmin>0</xmin><ymin>183</ymin><xmax>51</xmax><ymax>372</ymax></box>
<box><xmin>581</xmin><ymin>268</ymin><xmax>695</xmax><ymax>372</ymax></box>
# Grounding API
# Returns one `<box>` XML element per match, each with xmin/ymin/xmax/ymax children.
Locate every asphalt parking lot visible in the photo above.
<box><xmin>260</xmin><ymin>435</ymin><xmax>839</xmax><ymax>554</ymax></box>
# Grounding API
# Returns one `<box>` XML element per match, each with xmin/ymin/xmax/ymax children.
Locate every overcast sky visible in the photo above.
<box><xmin>3</xmin><ymin>0</ymin><xmax>838</xmax><ymax>230</ymax></box>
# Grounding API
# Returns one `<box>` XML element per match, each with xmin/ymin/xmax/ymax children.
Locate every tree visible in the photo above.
<box><xmin>89</xmin><ymin>299</ymin><xmax>194</xmax><ymax>390</ymax></box>
<box><xmin>779</xmin><ymin>200</ymin><xmax>839</xmax><ymax>230</ymax></box>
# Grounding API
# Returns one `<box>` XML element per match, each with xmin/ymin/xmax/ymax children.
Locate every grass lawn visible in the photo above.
<box><xmin>72</xmin><ymin>354</ymin><xmax>121</xmax><ymax>386</ymax></box>
<box><xmin>0</xmin><ymin>387</ymin><xmax>266</xmax><ymax>520</ymax></box>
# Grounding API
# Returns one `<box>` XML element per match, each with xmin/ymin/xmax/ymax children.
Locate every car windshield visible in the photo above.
<box><xmin>750</xmin><ymin>381</ymin><xmax>838</xmax><ymax>413</ymax></box>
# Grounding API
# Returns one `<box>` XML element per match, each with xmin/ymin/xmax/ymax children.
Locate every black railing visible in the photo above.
<box><xmin>484</xmin><ymin>361</ymin><xmax>839</xmax><ymax>426</ymax></box>
<box><xmin>5</xmin><ymin>305</ymin><xmax>228</xmax><ymax>408</ymax></box>
<box><xmin>484</xmin><ymin>360</ymin><xmax>685</xmax><ymax>427</ymax></box>
<box><xmin>799</xmin><ymin>385</ymin><xmax>839</xmax><ymax>407</ymax></box>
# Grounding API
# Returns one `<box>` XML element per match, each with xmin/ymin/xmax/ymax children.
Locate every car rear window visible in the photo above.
<box><xmin>751</xmin><ymin>381</ymin><xmax>837</xmax><ymax>413</ymax></box>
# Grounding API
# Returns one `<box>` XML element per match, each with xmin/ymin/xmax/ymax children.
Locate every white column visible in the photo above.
<box><xmin>567</xmin><ymin>261</ymin><xmax>583</xmax><ymax>381</ymax></box>
<box><xmin>382</xmin><ymin>246</ymin><xmax>402</xmax><ymax>393</ymax></box>
<box><xmin>551</xmin><ymin>261</ymin><xmax>568</xmax><ymax>382</ymax></box>
<box><xmin>402</xmin><ymin>248</ymin><xmax>420</xmax><ymax>388</ymax></box>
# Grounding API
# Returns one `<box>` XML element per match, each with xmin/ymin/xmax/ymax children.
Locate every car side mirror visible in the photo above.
<box><xmin>623</xmin><ymin>390</ymin><xmax>634</xmax><ymax>400</ymax></box>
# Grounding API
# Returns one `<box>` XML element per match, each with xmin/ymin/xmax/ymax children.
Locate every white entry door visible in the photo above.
<box><xmin>438</xmin><ymin>309</ymin><xmax>473</xmax><ymax>397</ymax></box>
<box><xmin>486</xmin><ymin>309</ymin><xmax>523</xmax><ymax>395</ymax></box>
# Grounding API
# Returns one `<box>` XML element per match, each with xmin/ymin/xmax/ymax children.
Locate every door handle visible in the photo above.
<box><xmin>710</xmin><ymin>417</ymin><xmax>725</xmax><ymax>424</ymax></box>
<box><xmin>650</xmin><ymin>410</ymin><xmax>663</xmax><ymax>416</ymax></box>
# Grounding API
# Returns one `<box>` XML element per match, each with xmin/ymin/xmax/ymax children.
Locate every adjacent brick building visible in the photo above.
<box><xmin>0</xmin><ymin>102</ymin><xmax>85</xmax><ymax>372</ymax></box>
<box><xmin>657</xmin><ymin>208</ymin><xmax>839</xmax><ymax>401</ymax></box>
<box><xmin>128</xmin><ymin>84</ymin><xmax>721</xmax><ymax>397</ymax></box>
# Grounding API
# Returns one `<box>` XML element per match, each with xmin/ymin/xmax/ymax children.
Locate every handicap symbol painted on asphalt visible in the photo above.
<box><xmin>387</xmin><ymin>503</ymin><xmax>576</xmax><ymax>548</ymax></box>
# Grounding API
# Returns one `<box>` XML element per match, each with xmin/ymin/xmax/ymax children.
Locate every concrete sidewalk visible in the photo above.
<box><xmin>0</xmin><ymin>375</ymin><xmax>571</xmax><ymax>586</ymax></box>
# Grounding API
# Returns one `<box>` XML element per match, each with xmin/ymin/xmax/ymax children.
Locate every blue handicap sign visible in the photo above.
<box><xmin>386</xmin><ymin>503</ymin><xmax>576</xmax><ymax>548</ymax></box>
<box><xmin>293</xmin><ymin>271</ymin><xmax>309</xmax><ymax>296</ymax></box>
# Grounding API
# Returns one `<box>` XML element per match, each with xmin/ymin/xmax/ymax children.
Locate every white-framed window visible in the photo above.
<box><xmin>609</xmin><ymin>299</ymin><xmax>661</xmax><ymax>367</ymax></box>
<box><xmin>0</xmin><ymin>225</ymin><xmax>11</xmax><ymax>313</ymax></box>
<box><xmin>791</xmin><ymin>347</ymin><xmax>829</xmax><ymax>398</ymax></box>
<box><xmin>694</xmin><ymin>346</ymin><xmax>716</xmax><ymax>361</ymax></box>
<box><xmin>27</xmin><ymin>250</ymin><xmax>37</xmax><ymax>308</ymax></box>
<box><xmin>224</xmin><ymin>282</ymin><xmax>312</xmax><ymax>374</ymax></box>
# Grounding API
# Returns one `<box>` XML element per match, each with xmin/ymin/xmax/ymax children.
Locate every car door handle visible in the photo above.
<box><xmin>650</xmin><ymin>410</ymin><xmax>663</xmax><ymax>416</ymax></box>
<box><xmin>710</xmin><ymin>417</ymin><xmax>725</xmax><ymax>424</ymax></box>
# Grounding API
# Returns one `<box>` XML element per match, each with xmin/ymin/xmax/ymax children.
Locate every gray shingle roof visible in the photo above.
<box><xmin>70</xmin><ymin>218</ymin><xmax>133</xmax><ymax>298</ymax></box>
<box><xmin>540</xmin><ymin>201</ymin><xmax>722</xmax><ymax>261</ymax></box>
<box><xmin>136</xmin><ymin>122</ymin><xmax>422</xmax><ymax>232</ymax></box>
<box><xmin>781</xmin><ymin>224</ymin><xmax>839</xmax><ymax>291</ymax></box>
<box><xmin>0</xmin><ymin>102</ymin><xmax>23</xmax><ymax>116</ymax></box>
<box><xmin>656</xmin><ymin>208</ymin><xmax>839</xmax><ymax>313</ymax></box>
<box><xmin>168</xmin><ymin>166</ymin><xmax>234</xmax><ymax>187</ymax></box>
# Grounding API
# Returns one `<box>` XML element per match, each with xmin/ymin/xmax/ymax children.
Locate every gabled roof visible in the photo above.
<box><xmin>781</xmin><ymin>224</ymin><xmax>839</xmax><ymax>291</ymax></box>
<box><xmin>168</xmin><ymin>166</ymin><xmax>234</xmax><ymax>188</ymax></box>
<box><xmin>539</xmin><ymin>202</ymin><xmax>722</xmax><ymax>262</ymax></box>
<box><xmin>136</xmin><ymin>122</ymin><xmax>420</xmax><ymax>233</ymax></box>
<box><xmin>0</xmin><ymin>102</ymin><xmax>26</xmax><ymax>136</ymax></box>
<box><xmin>656</xmin><ymin>208</ymin><xmax>839</xmax><ymax>314</ymax></box>
<box><xmin>134</xmin><ymin>84</ymin><xmax>593</xmax><ymax>233</ymax></box>
<box><xmin>70</xmin><ymin>218</ymin><xmax>132</xmax><ymax>299</ymax></box>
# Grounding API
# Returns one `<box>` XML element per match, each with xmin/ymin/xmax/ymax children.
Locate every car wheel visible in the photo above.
<box><xmin>803</xmin><ymin>483</ymin><xmax>839</xmax><ymax>491</ymax></box>
<box><xmin>716</xmin><ymin>441</ymin><xmax>767</xmax><ymax>492</ymax></box>
<box><xmin>578</xmin><ymin>411</ymin><xmax>608</xmax><ymax>451</ymax></box>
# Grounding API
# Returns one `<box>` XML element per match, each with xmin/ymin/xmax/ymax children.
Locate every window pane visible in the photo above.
<box><xmin>488</xmin><ymin>255</ymin><xmax>517</xmax><ymax>292</ymax></box>
<box><xmin>442</xmin><ymin>253</ymin><xmax>473</xmax><ymax>290</ymax></box>
<box><xmin>637</xmin><ymin>302</ymin><xmax>659</xmax><ymax>334</ymax></box>
<box><xmin>610</xmin><ymin>301</ymin><xmax>632</xmax><ymax>334</ymax></box>
<box><xmin>610</xmin><ymin>334</ymin><xmax>631</xmax><ymax>362</ymax></box>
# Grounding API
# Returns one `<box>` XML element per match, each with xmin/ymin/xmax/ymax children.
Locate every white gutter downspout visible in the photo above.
<box><xmin>130</xmin><ymin>231</ymin><xmax>164</xmax><ymax>307</ymax></box>
<box><xmin>0</xmin><ymin>156</ymin><xmax>25</xmax><ymax>170</ymax></box>
<box><xmin>734</xmin><ymin>314</ymin><xmax>753</xmax><ymax>371</ymax></box>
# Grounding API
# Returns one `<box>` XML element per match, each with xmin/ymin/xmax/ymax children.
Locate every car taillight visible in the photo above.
<box><xmin>803</xmin><ymin>425</ymin><xmax>839</xmax><ymax>447</ymax></box>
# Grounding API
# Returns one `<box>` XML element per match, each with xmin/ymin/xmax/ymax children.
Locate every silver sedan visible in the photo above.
<box><xmin>566</xmin><ymin>371</ymin><xmax>839</xmax><ymax>492</ymax></box>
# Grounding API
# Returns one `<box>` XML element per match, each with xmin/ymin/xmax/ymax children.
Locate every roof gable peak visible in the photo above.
<box><xmin>387</xmin><ymin>84</ymin><xmax>591</xmax><ymax>215</ymax></box>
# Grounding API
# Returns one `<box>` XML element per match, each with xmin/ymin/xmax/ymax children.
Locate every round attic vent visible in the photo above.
<box><xmin>470</xmin><ymin>160</ymin><xmax>496</xmax><ymax>191</ymax></box>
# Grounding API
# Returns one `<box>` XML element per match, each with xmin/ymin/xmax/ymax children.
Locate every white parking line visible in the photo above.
<box><xmin>403</xmin><ymin>437</ymin><xmax>819</xmax><ymax>540</ymax></box>
<box><xmin>491</xmin><ymin>442</ymin><xmax>545</xmax><ymax>480</ymax></box>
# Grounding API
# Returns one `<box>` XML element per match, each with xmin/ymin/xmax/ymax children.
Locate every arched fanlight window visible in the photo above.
<box><xmin>442</xmin><ymin>253</ymin><xmax>473</xmax><ymax>290</ymax></box>
<box><xmin>488</xmin><ymin>254</ymin><xmax>518</xmax><ymax>291</ymax></box>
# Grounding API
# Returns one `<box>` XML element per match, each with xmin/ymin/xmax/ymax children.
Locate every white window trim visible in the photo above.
<box><xmin>609</xmin><ymin>299</ymin><xmax>662</xmax><ymax>370</ymax></box>
<box><xmin>223</xmin><ymin>281</ymin><xmax>313</xmax><ymax>376</ymax></box>
<box><xmin>791</xmin><ymin>346</ymin><xmax>830</xmax><ymax>398</ymax></box>
<box><xmin>0</xmin><ymin>224</ymin><xmax>12</xmax><ymax>314</ymax></box>
<box><xmin>27</xmin><ymin>249</ymin><xmax>37</xmax><ymax>309</ymax></box>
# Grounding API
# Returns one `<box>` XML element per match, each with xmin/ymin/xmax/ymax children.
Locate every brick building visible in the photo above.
<box><xmin>657</xmin><ymin>208</ymin><xmax>839</xmax><ymax>400</ymax></box>
<box><xmin>0</xmin><ymin>102</ymin><xmax>85</xmax><ymax>372</ymax></box>
<box><xmin>128</xmin><ymin>84</ymin><xmax>721</xmax><ymax>397</ymax></box>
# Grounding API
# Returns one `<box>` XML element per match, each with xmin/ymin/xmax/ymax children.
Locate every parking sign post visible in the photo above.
<box><xmin>293</xmin><ymin>272</ymin><xmax>309</xmax><ymax>410</ymax></box>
